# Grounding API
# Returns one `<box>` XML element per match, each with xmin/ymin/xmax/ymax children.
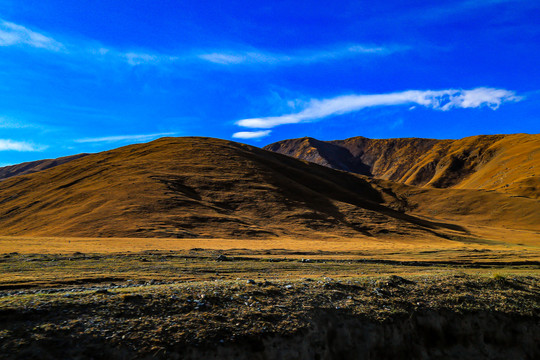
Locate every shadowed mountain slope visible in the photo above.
<box><xmin>0</xmin><ymin>154</ymin><xmax>88</xmax><ymax>181</ymax></box>
<box><xmin>1</xmin><ymin>137</ymin><xmax>538</xmax><ymax>242</ymax></box>
<box><xmin>264</xmin><ymin>134</ymin><xmax>540</xmax><ymax>199</ymax></box>
<box><xmin>0</xmin><ymin>137</ymin><xmax>472</xmax><ymax>239</ymax></box>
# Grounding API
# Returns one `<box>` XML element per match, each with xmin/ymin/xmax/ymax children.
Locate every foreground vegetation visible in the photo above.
<box><xmin>0</xmin><ymin>248</ymin><xmax>538</xmax><ymax>359</ymax></box>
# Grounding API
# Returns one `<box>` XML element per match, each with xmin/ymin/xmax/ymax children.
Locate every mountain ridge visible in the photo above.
<box><xmin>264</xmin><ymin>133</ymin><xmax>539</xmax><ymax>199</ymax></box>
<box><xmin>0</xmin><ymin>136</ymin><xmax>538</xmax><ymax>241</ymax></box>
<box><xmin>0</xmin><ymin>153</ymin><xmax>88</xmax><ymax>181</ymax></box>
<box><xmin>0</xmin><ymin>137</ymin><xmax>463</xmax><ymax>239</ymax></box>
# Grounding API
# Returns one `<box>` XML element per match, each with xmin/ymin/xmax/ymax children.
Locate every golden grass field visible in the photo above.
<box><xmin>1</xmin><ymin>235</ymin><xmax>538</xmax><ymax>359</ymax></box>
<box><xmin>1</xmin><ymin>230</ymin><xmax>538</xmax><ymax>258</ymax></box>
<box><xmin>1</xmin><ymin>230</ymin><xmax>538</xmax><ymax>292</ymax></box>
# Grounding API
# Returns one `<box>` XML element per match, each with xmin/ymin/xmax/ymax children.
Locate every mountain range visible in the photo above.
<box><xmin>264</xmin><ymin>134</ymin><xmax>539</xmax><ymax>199</ymax></box>
<box><xmin>0</xmin><ymin>135</ymin><xmax>538</xmax><ymax>242</ymax></box>
<box><xmin>0</xmin><ymin>153</ymin><xmax>88</xmax><ymax>181</ymax></box>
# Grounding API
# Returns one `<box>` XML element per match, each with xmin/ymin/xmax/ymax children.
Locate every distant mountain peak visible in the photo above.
<box><xmin>264</xmin><ymin>133</ymin><xmax>540</xmax><ymax>199</ymax></box>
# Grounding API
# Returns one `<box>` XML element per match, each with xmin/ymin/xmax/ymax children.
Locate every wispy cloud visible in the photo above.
<box><xmin>87</xmin><ymin>47</ymin><xmax>179</xmax><ymax>66</ymax></box>
<box><xmin>199</xmin><ymin>44</ymin><xmax>406</xmax><ymax>65</ymax></box>
<box><xmin>232</xmin><ymin>130</ymin><xmax>271</xmax><ymax>140</ymax></box>
<box><xmin>0</xmin><ymin>117</ymin><xmax>32</xmax><ymax>129</ymax></box>
<box><xmin>0</xmin><ymin>20</ymin><xmax>63</xmax><ymax>51</ymax></box>
<box><xmin>0</xmin><ymin>19</ymin><xmax>406</xmax><ymax>69</ymax></box>
<box><xmin>0</xmin><ymin>116</ymin><xmax>48</xmax><ymax>130</ymax></box>
<box><xmin>0</xmin><ymin>19</ymin><xmax>178</xmax><ymax>67</ymax></box>
<box><xmin>236</xmin><ymin>88</ymin><xmax>521</xmax><ymax>129</ymax></box>
<box><xmin>122</xmin><ymin>52</ymin><xmax>179</xmax><ymax>66</ymax></box>
<box><xmin>75</xmin><ymin>132</ymin><xmax>177</xmax><ymax>143</ymax></box>
<box><xmin>0</xmin><ymin>139</ymin><xmax>45</xmax><ymax>151</ymax></box>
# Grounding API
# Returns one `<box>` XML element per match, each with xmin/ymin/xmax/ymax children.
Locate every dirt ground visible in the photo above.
<box><xmin>0</xmin><ymin>237</ymin><xmax>538</xmax><ymax>359</ymax></box>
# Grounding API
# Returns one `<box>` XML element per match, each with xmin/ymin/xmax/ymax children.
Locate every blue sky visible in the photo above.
<box><xmin>0</xmin><ymin>0</ymin><xmax>539</xmax><ymax>165</ymax></box>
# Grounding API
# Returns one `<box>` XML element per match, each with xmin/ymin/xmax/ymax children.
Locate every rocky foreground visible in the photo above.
<box><xmin>1</xmin><ymin>274</ymin><xmax>539</xmax><ymax>359</ymax></box>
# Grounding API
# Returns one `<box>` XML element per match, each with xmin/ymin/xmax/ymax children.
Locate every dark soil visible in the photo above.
<box><xmin>1</xmin><ymin>274</ymin><xmax>538</xmax><ymax>359</ymax></box>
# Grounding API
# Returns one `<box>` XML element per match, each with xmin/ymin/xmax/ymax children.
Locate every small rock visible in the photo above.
<box><xmin>247</xmin><ymin>279</ymin><xmax>256</xmax><ymax>285</ymax></box>
<box><xmin>216</xmin><ymin>255</ymin><xmax>229</xmax><ymax>261</ymax></box>
<box><xmin>388</xmin><ymin>275</ymin><xmax>414</xmax><ymax>286</ymax></box>
<box><xmin>373</xmin><ymin>288</ymin><xmax>386</xmax><ymax>297</ymax></box>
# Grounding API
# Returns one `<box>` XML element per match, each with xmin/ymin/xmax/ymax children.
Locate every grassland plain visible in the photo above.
<box><xmin>0</xmin><ymin>239</ymin><xmax>539</xmax><ymax>359</ymax></box>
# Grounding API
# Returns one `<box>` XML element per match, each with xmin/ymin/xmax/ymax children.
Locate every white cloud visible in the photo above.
<box><xmin>0</xmin><ymin>20</ymin><xmax>63</xmax><ymax>51</ymax></box>
<box><xmin>232</xmin><ymin>130</ymin><xmax>272</xmax><ymax>139</ymax></box>
<box><xmin>75</xmin><ymin>132</ymin><xmax>177</xmax><ymax>143</ymax></box>
<box><xmin>236</xmin><ymin>87</ymin><xmax>521</xmax><ymax>129</ymax></box>
<box><xmin>438</xmin><ymin>87</ymin><xmax>519</xmax><ymax>110</ymax></box>
<box><xmin>0</xmin><ymin>19</ymin><xmax>179</xmax><ymax>67</ymax></box>
<box><xmin>0</xmin><ymin>19</ymin><xmax>403</xmax><ymax>70</ymax></box>
<box><xmin>199</xmin><ymin>53</ymin><xmax>251</xmax><ymax>65</ymax></box>
<box><xmin>0</xmin><ymin>139</ymin><xmax>45</xmax><ymax>151</ymax></box>
<box><xmin>199</xmin><ymin>44</ymin><xmax>405</xmax><ymax>65</ymax></box>
<box><xmin>123</xmin><ymin>52</ymin><xmax>179</xmax><ymax>66</ymax></box>
<box><xmin>124</xmin><ymin>52</ymin><xmax>159</xmax><ymax>66</ymax></box>
<box><xmin>0</xmin><ymin>117</ymin><xmax>33</xmax><ymax>129</ymax></box>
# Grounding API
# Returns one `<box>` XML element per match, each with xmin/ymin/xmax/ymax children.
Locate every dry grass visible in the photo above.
<box><xmin>0</xmin><ymin>136</ymin><xmax>538</xmax><ymax>242</ymax></box>
<box><xmin>1</xmin><ymin>273</ymin><xmax>538</xmax><ymax>359</ymax></box>
<box><xmin>1</xmin><ymin>236</ymin><xmax>537</xmax><ymax>359</ymax></box>
<box><xmin>1</xmin><ymin>234</ymin><xmax>538</xmax><ymax>257</ymax></box>
<box><xmin>0</xmin><ymin>237</ymin><xmax>538</xmax><ymax>290</ymax></box>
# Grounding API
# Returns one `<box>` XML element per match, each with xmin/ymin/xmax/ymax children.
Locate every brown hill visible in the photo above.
<box><xmin>264</xmin><ymin>134</ymin><xmax>540</xmax><ymax>199</ymax></box>
<box><xmin>1</xmin><ymin>137</ymin><xmax>538</xmax><ymax>242</ymax></box>
<box><xmin>0</xmin><ymin>136</ymin><xmax>474</xmax><ymax>239</ymax></box>
<box><xmin>0</xmin><ymin>153</ymin><xmax>88</xmax><ymax>181</ymax></box>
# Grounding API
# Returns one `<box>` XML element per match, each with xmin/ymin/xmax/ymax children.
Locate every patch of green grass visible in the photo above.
<box><xmin>492</xmin><ymin>273</ymin><xmax>505</xmax><ymax>280</ymax></box>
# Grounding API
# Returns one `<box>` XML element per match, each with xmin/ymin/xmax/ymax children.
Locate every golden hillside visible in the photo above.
<box><xmin>0</xmin><ymin>136</ymin><xmax>538</xmax><ymax>243</ymax></box>
<box><xmin>0</xmin><ymin>137</ymin><xmax>468</xmax><ymax>239</ymax></box>
<box><xmin>264</xmin><ymin>134</ymin><xmax>540</xmax><ymax>199</ymax></box>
